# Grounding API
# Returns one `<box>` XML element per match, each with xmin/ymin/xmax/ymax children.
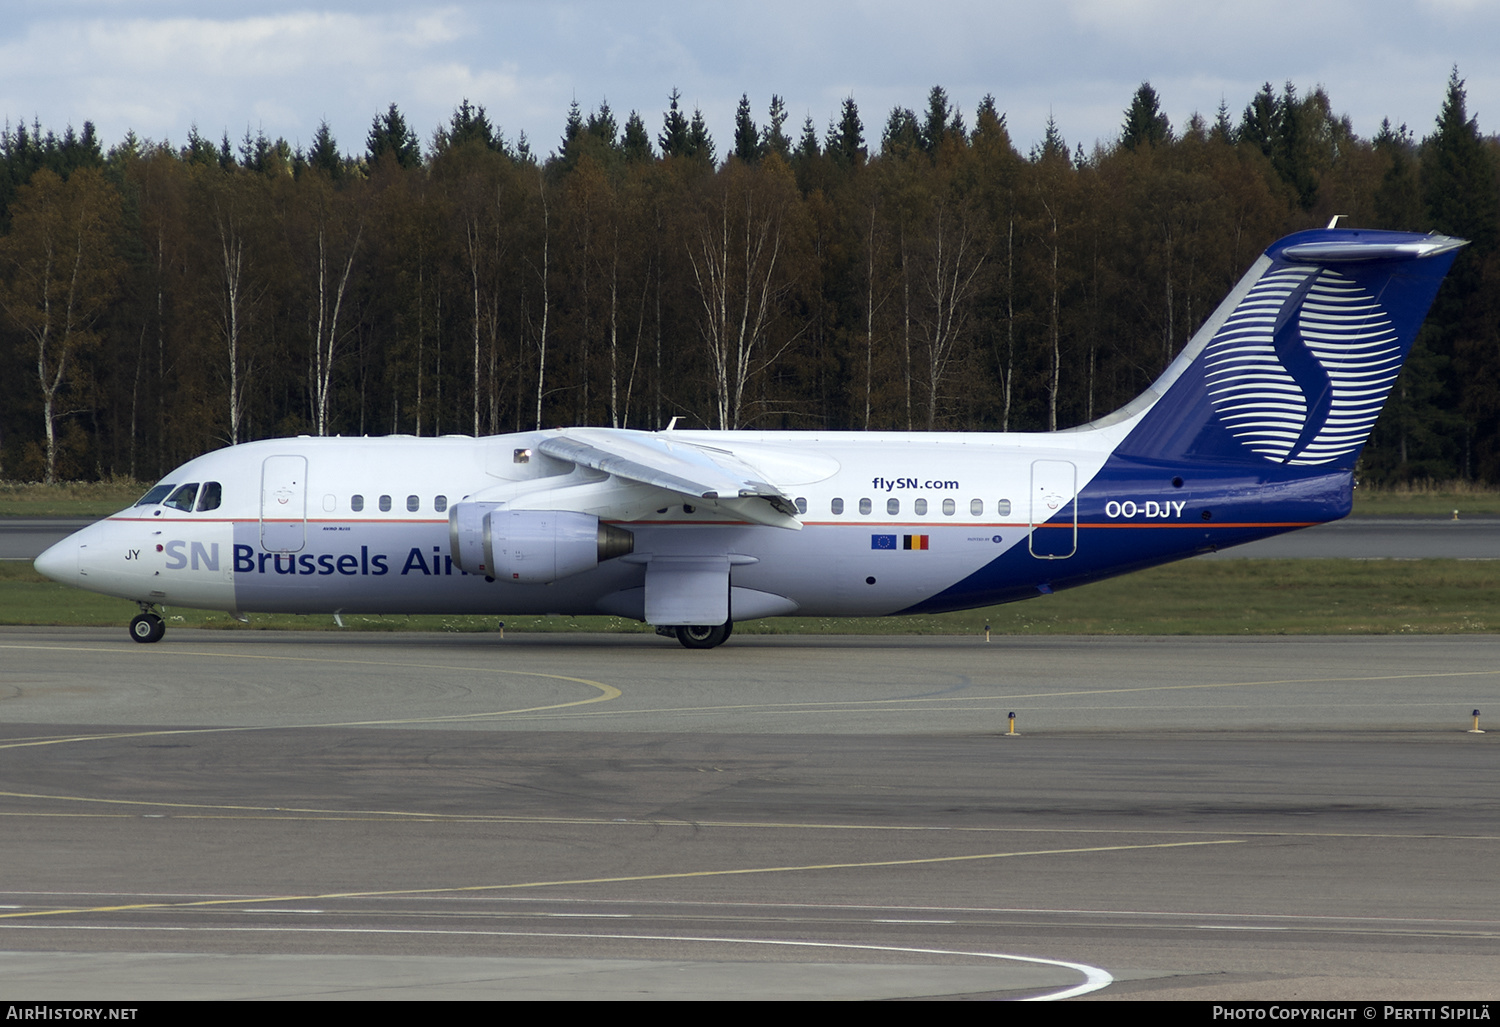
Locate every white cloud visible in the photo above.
<box><xmin>0</xmin><ymin>1</ymin><xmax>1495</xmax><ymax>159</ymax></box>
<box><xmin>0</xmin><ymin>7</ymin><xmax>473</xmax><ymax>147</ymax></box>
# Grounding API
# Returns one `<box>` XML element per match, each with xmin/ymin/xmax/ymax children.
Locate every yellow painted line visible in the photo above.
<box><xmin>481</xmin><ymin>667</ymin><xmax>1500</xmax><ymax>722</ymax></box>
<box><xmin>0</xmin><ymin>839</ymin><xmax>1242</xmax><ymax>921</ymax></box>
<box><xmin>0</xmin><ymin>643</ymin><xmax>619</xmax><ymax>749</ymax></box>
<box><xmin>0</xmin><ymin>803</ymin><xmax>1492</xmax><ymax>843</ymax></box>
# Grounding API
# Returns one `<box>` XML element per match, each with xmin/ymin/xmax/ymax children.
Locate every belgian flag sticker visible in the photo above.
<box><xmin>903</xmin><ymin>534</ymin><xmax>929</xmax><ymax>550</ymax></box>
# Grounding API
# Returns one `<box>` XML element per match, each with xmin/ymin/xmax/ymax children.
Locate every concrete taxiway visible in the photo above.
<box><xmin>0</xmin><ymin>629</ymin><xmax>1496</xmax><ymax>1000</ymax></box>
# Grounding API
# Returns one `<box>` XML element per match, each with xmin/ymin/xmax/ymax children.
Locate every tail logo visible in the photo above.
<box><xmin>1203</xmin><ymin>266</ymin><xmax>1401</xmax><ymax>465</ymax></box>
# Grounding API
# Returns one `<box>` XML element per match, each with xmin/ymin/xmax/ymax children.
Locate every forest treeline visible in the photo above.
<box><xmin>1</xmin><ymin>74</ymin><xmax>1497</xmax><ymax>485</ymax></box>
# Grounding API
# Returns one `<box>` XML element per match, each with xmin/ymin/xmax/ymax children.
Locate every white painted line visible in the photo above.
<box><xmin>0</xmin><ymin>923</ymin><xmax>1114</xmax><ymax>1000</ymax></box>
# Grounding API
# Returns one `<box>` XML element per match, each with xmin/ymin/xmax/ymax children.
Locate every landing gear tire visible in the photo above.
<box><xmin>129</xmin><ymin>613</ymin><xmax>165</xmax><ymax>644</ymax></box>
<box><xmin>675</xmin><ymin>623</ymin><xmax>732</xmax><ymax>650</ymax></box>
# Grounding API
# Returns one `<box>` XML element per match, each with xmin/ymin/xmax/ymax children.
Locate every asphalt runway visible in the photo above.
<box><xmin>1</xmin><ymin>628</ymin><xmax>1496</xmax><ymax>1000</ymax></box>
<box><xmin>0</xmin><ymin>519</ymin><xmax>91</xmax><ymax>561</ymax></box>
<box><xmin>1203</xmin><ymin>516</ymin><xmax>1500</xmax><ymax>559</ymax></box>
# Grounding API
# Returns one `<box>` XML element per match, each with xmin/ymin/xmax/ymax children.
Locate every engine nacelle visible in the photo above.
<box><xmin>448</xmin><ymin>504</ymin><xmax>633</xmax><ymax>583</ymax></box>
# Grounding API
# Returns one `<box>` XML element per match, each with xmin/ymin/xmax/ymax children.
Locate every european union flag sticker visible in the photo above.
<box><xmin>871</xmin><ymin>534</ymin><xmax>897</xmax><ymax>550</ymax></box>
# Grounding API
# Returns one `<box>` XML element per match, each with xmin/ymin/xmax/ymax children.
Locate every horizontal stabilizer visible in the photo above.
<box><xmin>1281</xmin><ymin>235</ymin><xmax>1467</xmax><ymax>264</ymax></box>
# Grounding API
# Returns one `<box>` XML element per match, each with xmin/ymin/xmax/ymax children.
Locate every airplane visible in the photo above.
<box><xmin>34</xmin><ymin>226</ymin><xmax>1464</xmax><ymax>648</ymax></box>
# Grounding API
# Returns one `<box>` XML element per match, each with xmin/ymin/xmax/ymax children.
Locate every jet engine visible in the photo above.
<box><xmin>449</xmin><ymin>504</ymin><xmax>633</xmax><ymax>583</ymax></box>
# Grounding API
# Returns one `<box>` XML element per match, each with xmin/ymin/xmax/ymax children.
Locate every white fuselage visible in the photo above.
<box><xmin>39</xmin><ymin>425</ymin><xmax>1131</xmax><ymax>622</ymax></box>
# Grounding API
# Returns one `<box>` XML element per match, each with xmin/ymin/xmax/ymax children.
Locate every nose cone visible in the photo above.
<box><xmin>34</xmin><ymin>537</ymin><xmax>78</xmax><ymax>582</ymax></box>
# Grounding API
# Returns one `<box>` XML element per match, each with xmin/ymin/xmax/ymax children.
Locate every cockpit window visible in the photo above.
<box><xmin>163</xmin><ymin>483</ymin><xmax>199</xmax><ymax>511</ymax></box>
<box><xmin>135</xmin><ymin>484</ymin><xmax>174</xmax><ymax>507</ymax></box>
<box><xmin>196</xmin><ymin>482</ymin><xmax>222</xmax><ymax>512</ymax></box>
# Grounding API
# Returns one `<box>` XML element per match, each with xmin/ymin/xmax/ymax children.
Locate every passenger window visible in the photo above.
<box><xmin>164</xmin><ymin>483</ymin><xmax>198</xmax><ymax>512</ymax></box>
<box><xmin>997</xmin><ymin>499</ymin><xmax>1011</xmax><ymax>516</ymax></box>
<box><xmin>351</xmin><ymin>494</ymin><xmax>364</xmax><ymax>512</ymax></box>
<box><xmin>858</xmin><ymin>498</ymin><xmax>872</xmax><ymax>515</ymax></box>
<box><xmin>887</xmin><ymin>498</ymin><xmax>899</xmax><ymax>515</ymax></box>
<box><xmin>795</xmin><ymin>497</ymin><xmax>807</xmax><ymax>514</ymax></box>
<box><xmin>136</xmin><ymin>484</ymin><xmax>174</xmax><ymax>507</ymax></box>
<box><xmin>434</xmin><ymin>495</ymin><xmax>448</xmax><ymax>513</ymax></box>
<box><xmin>407</xmin><ymin>495</ymin><xmax>420</xmax><ymax>513</ymax></box>
<box><xmin>914</xmin><ymin>498</ymin><xmax>928</xmax><ymax>515</ymax></box>
<box><xmin>379</xmin><ymin>495</ymin><xmax>392</xmax><ymax>512</ymax></box>
<box><xmin>323</xmin><ymin>494</ymin><xmax>336</xmax><ymax>513</ymax></box>
<box><xmin>970</xmin><ymin>498</ymin><xmax>983</xmax><ymax>516</ymax></box>
<box><xmin>831</xmin><ymin>498</ymin><xmax>844</xmax><ymax>514</ymax></box>
<box><xmin>942</xmin><ymin>499</ymin><xmax>956</xmax><ymax>516</ymax></box>
<box><xmin>196</xmin><ymin>482</ymin><xmax>222</xmax><ymax>512</ymax></box>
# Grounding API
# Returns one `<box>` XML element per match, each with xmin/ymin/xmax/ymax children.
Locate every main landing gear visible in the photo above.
<box><xmin>674</xmin><ymin>622</ymin><xmax>733</xmax><ymax>650</ymax></box>
<box><xmin>130</xmin><ymin>603</ymin><xmax>165</xmax><ymax>644</ymax></box>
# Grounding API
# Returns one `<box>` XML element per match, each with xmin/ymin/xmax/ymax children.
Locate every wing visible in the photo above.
<box><xmin>537</xmin><ymin>428</ymin><xmax>802</xmax><ymax>529</ymax></box>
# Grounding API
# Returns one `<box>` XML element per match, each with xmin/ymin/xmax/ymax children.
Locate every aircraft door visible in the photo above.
<box><xmin>1028</xmin><ymin>459</ymin><xmax>1077</xmax><ymax>559</ymax></box>
<box><xmin>260</xmin><ymin>455</ymin><xmax>308</xmax><ymax>553</ymax></box>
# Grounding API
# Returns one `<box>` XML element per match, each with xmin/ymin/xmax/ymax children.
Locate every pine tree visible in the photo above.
<box><xmin>974</xmin><ymin>95</ymin><xmax>1004</xmax><ymax>137</ymax></box>
<box><xmin>54</xmin><ymin>123</ymin><xmax>104</xmax><ymax>176</ymax></box>
<box><xmin>734</xmin><ymin>94</ymin><xmax>761</xmax><ymax>164</ymax></box>
<box><xmin>561</xmin><ymin>98</ymin><xmax>584</xmax><ymax>156</ymax></box>
<box><xmin>881</xmin><ymin>107</ymin><xmax>920</xmax><ymax>156</ymax></box>
<box><xmin>785</xmin><ymin>113</ymin><xmax>822</xmax><ymax>192</ymax></box>
<box><xmin>1423</xmin><ymin>69</ymin><xmax>1499</xmax><ymax>252</ymax></box>
<box><xmin>447</xmin><ymin>99</ymin><xmax>497</xmax><ymax>151</ymax></box>
<box><xmin>238</xmin><ymin>127</ymin><xmax>272</xmax><ymax>171</ymax></box>
<box><xmin>920</xmin><ymin>86</ymin><xmax>955</xmax><ymax>155</ymax></box>
<box><xmin>622</xmin><ymin>111</ymin><xmax>654</xmax><ymax>163</ymax></box>
<box><xmin>1211</xmin><ymin>99</ymin><xmax>1235</xmax><ymax>144</ymax></box>
<box><xmin>586</xmin><ymin>100</ymin><xmax>619</xmax><ymax>151</ymax></box>
<box><xmin>1121</xmin><ymin>82</ymin><xmax>1171</xmax><ymax>150</ymax></box>
<box><xmin>1372</xmin><ymin>119</ymin><xmax>1423</xmax><ymax>230</ymax></box>
<box><xmin>659</xmin><ymin>89</ymin><xmax>690</xmax><ymax>157</ymax></box>
<box><xmin>308</xmin><ymin>120</ymin><xmax>343</xmax><ymax>179</ymax></box>
<box><xmin>1420</xmin><ymin>68</ymin><xmax>1500</xmax><ymax>477</ymax></box>
<box><xmin>1273</xmin><ymin>83</ymin><xmax>1319</xmax><ymax>209</ymax></box>
<box><xmin>184</xmin><ymin>125</ymin><xmax>217</xmax><ymax>167</ymax></box>
<box><xmin>1031</xmin><ymin>115</ymin><xmax>1069</xmax><ymax>166</ymax></box>
<box><xmin>763</xmin><ymin>96</ymin><xmax>791</xmax><ymax>162</ymax></box>
<box><xmin>826</xmin><ymin>97</ymin><xmax>864</xmax><ymax>169</ymax></box>
<box><xmin>1239</xmin><ymin>83</ymin><xmax>1276</xmax><ymax>158</ymax></box>
<box><xmin>687</xmin><ymin>106</ymin><xmax>715</xmax><ymax>164</ymax></box>
<box><xmin>367</xmin><ymin>104</ymin><xmax>422</xmax><ymax>168</ymax></box>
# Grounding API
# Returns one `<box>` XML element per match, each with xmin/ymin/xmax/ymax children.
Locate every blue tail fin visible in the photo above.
<box><xmin>1110</xmin><ymin>229</ymin><xmax>1465</xmax><ymax>471</ymax></box>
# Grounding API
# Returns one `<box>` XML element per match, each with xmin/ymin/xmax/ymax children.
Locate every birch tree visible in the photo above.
<box><xmin>0</xmin><ymin>168</ymin><xmax>123</xmax><ymax>481</ymax></box>
<box><xmin>295</xmin><ymin>174</ymin><xmax>363</xmax><ymax>436</ymax></box>
<box><xmin>687</xmin><ymin>155</ymin><xmax>804</xmax><ymax>429</ymax></box>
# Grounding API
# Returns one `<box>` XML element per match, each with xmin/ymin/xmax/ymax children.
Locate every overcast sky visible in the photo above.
<box><xmin>2</xmin><ymin>0</ymin><xmax>1496</xmax><ymax>160</ymax></box>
